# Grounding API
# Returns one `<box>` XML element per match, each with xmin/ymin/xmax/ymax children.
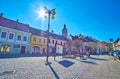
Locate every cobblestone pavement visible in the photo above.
<box><xmin>77</xmin><ymin>55</ymin><xmax>120</xmax><ymax>79</ymax></box>
<box><xmin>0</xmin><ymin>55</ymin><xmax>120</xmax><ymax>79</ymax></box>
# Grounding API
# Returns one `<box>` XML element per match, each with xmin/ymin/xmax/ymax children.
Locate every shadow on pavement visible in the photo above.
<box><xmin>58</xmin><ymin>60</ymin><xmax>74</xmax><ymax>68</ymax></box>
<box><xmin>89</xmin><ymin>56</ymin><xmax>108</xmax><ymax>61</ymax></box>
<box><xmin>81</xmin><ymin>60</ymin><xmax>98</xmax><ymax>65</ymax></box>
<box><xmin>45</xmin><ymin>62</ymin><xmax>59</xmax><ymax>79</ymax></box>
<box><xmin>0</xmin><ymin>53</ymin><xmax>65</xmax><ymax>59</ymax></box>
<box><xmin>0</xmin><ymin>54</ymin><xmax>46</xmax><ymax>59</ymax></box>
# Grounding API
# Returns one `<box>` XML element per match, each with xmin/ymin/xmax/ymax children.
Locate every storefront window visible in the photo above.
<box><xmin>0</xmin><ymin>44</ymin><xmax>11</xmax><ymax>53</ymax></box>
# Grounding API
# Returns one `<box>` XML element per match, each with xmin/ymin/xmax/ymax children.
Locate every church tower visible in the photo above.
<box><xmin>62</xmin><ymin>24</ymin><xmax>68</xmax><ymax>38</ymax></box>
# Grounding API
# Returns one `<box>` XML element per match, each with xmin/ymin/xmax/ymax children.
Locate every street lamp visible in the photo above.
<box><xmin>44</xmin><ymin>6</ymin><xmax>56</xmax><ymax>62</ymax></box>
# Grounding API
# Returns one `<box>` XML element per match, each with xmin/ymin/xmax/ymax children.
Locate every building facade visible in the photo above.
<box><xmin>30</xmin><ymin>27</ymin><xmax>47</xmax><ymax>54</ymax></box>
<box><xmin>114</xmin><ymin>38</ymin><xmax>120</xmax><ymax>50</ymax></box>
<box><xmin>0</xmin><ymin>15</ymin><xmax>31</xmax><ymax>54</ymax></box>
<box><xmin>48</xmin><ymin>33</ymin><xmax>67</xmax><ymax>54</ymax></box>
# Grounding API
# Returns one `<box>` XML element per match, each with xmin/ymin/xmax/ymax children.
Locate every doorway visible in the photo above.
<box><xmin>20</xmin><ymin>46</ymin><xmax>26</xmax><ymax>54</ymax></box>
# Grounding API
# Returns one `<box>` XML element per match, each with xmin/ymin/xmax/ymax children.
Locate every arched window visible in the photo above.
<box><xmin>31</xmin><ymin>46</ymin><xmax>40</xmax><ymax>54</ymax></box>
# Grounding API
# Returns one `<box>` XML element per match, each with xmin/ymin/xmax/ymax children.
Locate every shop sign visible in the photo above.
<box><xmin>14</xmin><ymin>45</ymin><xmax>20</xmax><ymax>48</ymax></box>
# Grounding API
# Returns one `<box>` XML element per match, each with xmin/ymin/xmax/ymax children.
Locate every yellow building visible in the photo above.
<box><xmin>30</xmin><ymin>27</ymin><xmax>47</xmax><ymax>54</ymax></box>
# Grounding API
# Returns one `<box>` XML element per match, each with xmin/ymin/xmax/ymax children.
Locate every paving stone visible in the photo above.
<box><xmin>0</xmin><ymin>55</ymin><xmax>120</xmax><ymax>79</ymax></box>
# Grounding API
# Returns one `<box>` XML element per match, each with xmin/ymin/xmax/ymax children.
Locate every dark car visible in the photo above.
<box><xmin>109</xmin><ymin>50</ymin><xmax>120</xmax><ymax>56</ymax></box>
<box><xmin>114</xmin><ymin>52</ymin><xmax>120</xmax><ymax>60</ymax></box>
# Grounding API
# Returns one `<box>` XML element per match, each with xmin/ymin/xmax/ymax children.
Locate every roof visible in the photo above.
<box><xmin>83</xmin><ymin>36</ymin><xmax>99</xmax><ymax>42</ymax></box>
<box><xmin>50</xmin><ymin>33</ymin><xmax>68</xmax><ymax>41</ymax></box>
<box><xmin>71</xmin><ymin>36</ymin><xmax>79</xmax><ymax>40</ymax></box>
<box><xmin>29</xmin><ymin>27</ymin><xmax>47</xmax><ymax>37</ymax></box>
<box><xmin>71</xmin><ymin>35</ymin><xmax>99</xmax><ymax>42</ymax></box>
<box><xmin>30</xmin><ymin>27</ymin><xmax>68</xmax><ymax>41</ymax></box>
<box><xmin>114</xmin><ymin>38</ymin><xmax>120</xmax><ymax>43</ymax></box>
<box><xmin>0</xmin><ymin>16</ymin><xmax>29</xmax><ymax>32</ymax></box>
<box><xmin>115</xmin><ymin>40</ymin><xmax>120</xmax><ymax>46</ymax></box>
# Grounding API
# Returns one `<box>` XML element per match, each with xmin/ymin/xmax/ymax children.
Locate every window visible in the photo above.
<box><xmin>48</xmin><ymin>39</ymin><xmax>50</xmax><ymax>43</ymax></box>
<box><xmin>61</xmin><ymin>41</ymin><xmax>62</xmax><ymax>45</ymax></box>
<box><xmin>1</xmin><ymin>32</ymin><xmax>7</xmax><ymax>38</ymax></box>
<box><xmin>33</xmin><ymin>37</ymin><xmax>36</xmax><ymax>42</ymax></box>
<box><xmin>56</xmin><ymin>41</ymin><xmax>57</xmax><ymax>44</ymax></box>
<box><xmin>39</xmin><ymin>38</ymin><xmax>41</xmax><ymax>43</ymax></box>
<box><xmin>0</xmin><ymin>44</ymin><xmax>11</xmax><ymax>53</ymax></box>
<box><xmin>9</xmin><ymin>33</ymin><xmax>14</xmax><ymax>39</ymax></box>
<box><xmin>23</xmin><ymin>36</ymin><xmax>27</xmax><ymax>42</ymax></box>
<box><xmin>64</xmin><ymin>42</ymin><xmax>65</xmax><ymax>45</ymax></box>
<box><xmin>17</xmin><ymin>35</ymin><xmax>21</xmax><ymax>41</ymax></box>
<box><xmin>52</xmin><ymin>40</ymin><xmax>54</xmax><ymax>44</ymax></box>
<box><xmin>43</xmin><ymin>39</ymin><xmax>46</xmax><ymax>43</ymax></box>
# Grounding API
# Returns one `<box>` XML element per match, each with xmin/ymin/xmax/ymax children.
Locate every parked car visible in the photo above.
<box><xmin>114</xmin><ymin>52</ymin><xmax>120</xmax><ymax>60</ymax></box>
<box><xmin>109</xmin><ymin>50</ymin><xmax>120</xmax><ymax>56</ymax></box>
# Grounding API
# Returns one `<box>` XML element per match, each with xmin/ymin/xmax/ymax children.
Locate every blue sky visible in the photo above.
<box><xmin>0</xmin><ymin>0</ymin><xmax>120</xmax><ymax>42</ymax></box>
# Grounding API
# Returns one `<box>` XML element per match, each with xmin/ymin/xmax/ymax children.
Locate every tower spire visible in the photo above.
<box><xmin>62</xmin><ymin>24</ymin><xmax>68</xmax><ymax>38</ymax></box>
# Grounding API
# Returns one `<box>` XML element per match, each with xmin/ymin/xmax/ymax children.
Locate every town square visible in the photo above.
<box><xmin>0</xmin><ymin>0</ymin><xmax>120</xmax><ymax>79</ymax></box>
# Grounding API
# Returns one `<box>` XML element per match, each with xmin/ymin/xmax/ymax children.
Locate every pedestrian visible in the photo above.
<box><xmin>54</xmin><ymin>53</ymin><xmax>57</xmax><ymax>61</ymax></box>
<box><xmin>86</xmin><ymin>51</ymin><xmax>90</xmax><ymax>58</ymax></box>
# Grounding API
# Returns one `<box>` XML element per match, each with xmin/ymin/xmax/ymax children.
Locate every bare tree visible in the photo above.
<box><xmin>72</xmin><ymin>39</ymin><xmax>83</xmax><ymax>54</ymax></box>
<box><xmin>109</xmin><ymin>38</ymin><xmax>114</xmax><ymax>51</ymax></box>
<box><xmin>109</xmin><ymin>38</ymin><xmax>114</xmax><ymax>43</ymax></box>
<box><xmin>66</xmin><ymin>40</ymin><xmax>73</xmax><ymax>54</ymax></box>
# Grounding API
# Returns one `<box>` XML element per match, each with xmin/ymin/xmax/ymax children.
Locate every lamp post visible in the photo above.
<box><xmin>44</xmin><ymin>7</ymin><xmax>56</xmax><ymax>62</ymax></box>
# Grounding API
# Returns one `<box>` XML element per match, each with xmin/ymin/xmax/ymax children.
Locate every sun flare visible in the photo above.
<box><xmin>36</xmin><ymin>8</ymin><xmax>47</xmax><ymax>20</ymax></box>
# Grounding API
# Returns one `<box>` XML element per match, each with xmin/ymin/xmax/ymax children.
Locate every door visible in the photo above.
<box><xmin>43</xmin><ymin>48</ymin><xmax>45</xmax><ymax>54</ymax></box>
<box><xmin>20</xmin><ymin>46</ymin><xmax>25</xmax><ymax>54</ymax></box>
<box><xmin>52</xmin><ymin>48</ymin><xmax>55</xmax><ymax>54</ymax></box>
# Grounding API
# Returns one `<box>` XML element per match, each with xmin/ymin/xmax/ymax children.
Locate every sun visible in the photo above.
<box><xmin>36</xmin><ymin>8</ymin><xmax>47</xmax><ymax>20</ymax></box>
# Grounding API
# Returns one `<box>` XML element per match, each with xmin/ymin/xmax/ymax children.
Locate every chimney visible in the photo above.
<box><xmin>0</xmin><ymin>13</ymin><xmax>3</xmax><ymax>20</ymax></box>
<box><xmin>15</xmin><ymin>19</ymin><xmax>19</xmax><ymax>27</ymax></box>
<box><xmin>0</xmin><ymin>13</ymin><xmax>3</xmax><ymax>17</ymax></box>
<box><xmin>46</xmin><ymin>30</ymin><xmax>48</xmax><ymax>32</ymax></box>
<box><xmin>51</xmin><ymin>30</ymin><xmax>54</xmax><ymax>33</ymax></box>
<box><xmin>16</xmin><ymin>19</ymin><xmax>19</xmax><ymax>22</ymax></box>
